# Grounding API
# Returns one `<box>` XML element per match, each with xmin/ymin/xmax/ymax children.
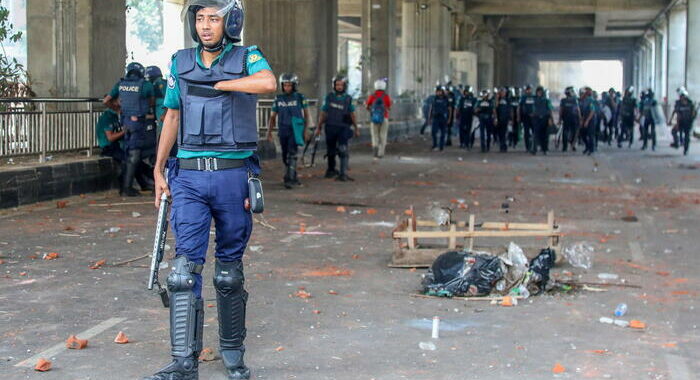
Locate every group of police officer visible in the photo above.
<box><xmin>424</xmin><ymin>83</ymin><xmax>697</xmax><ymax>156</ymax></box>
<box><xmin>99</xmin><ymin>63</ymin><xmax>169</xmax><ymax>196</ymax></box>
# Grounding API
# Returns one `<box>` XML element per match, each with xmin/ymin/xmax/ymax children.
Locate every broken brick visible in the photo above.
<box><xmin>366</xmin><ymin>208</ymin><xmax>378</xmax><ymax>215</ymax></box>
<box><xmin>114</xmin><ymin>331</ymin><xmax>129</xmax><ymax>344</ymax></box>
<box><xmin>292</xmin><ymin>290</ymin><xmax>312</xmax><ymax>299</ymax></box>
<box><xmin>56</xmin><ymin>201</ymin><xmax>67</xmax><ymax>209</ymax></box>
<box><xmin>336</xmin><ymin>206</ymin><xmax>347</xmax><ymax>213</ymax></box>
<box><xmin>199</xmin><ymin>347</ymin><xmax>215</xmax><ymax>361</ymax></box>
<box><xmin>90</xmin><ymin>259</ymin><xmax>107</xmax><ymax>269</ymax></box>
<box><xmin>34</xmin><ymin>358</ymin><xmax>51</xmax><ymax>372</ymax></box>
<box><xmin>552</xmin><ymin>363</ymin><xmax>566</xmax><ymax>374</ymax></box>
<box><xmin>43</xmin><ymin>252</ymin><xmax>60</xmax><ymax>260</ymax></box>
<box><xmin>630</xmin><ymin>320</ymin><xmax>646</xmax><ymax>329</ymax></box>
<box><xmin>66</xmin><ymin>335</ymin><xmax>88</xmax><ymax>349</ymax></box>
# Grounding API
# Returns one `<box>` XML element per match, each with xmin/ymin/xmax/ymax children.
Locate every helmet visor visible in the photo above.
<box><xmin>181</xmin><ymin>0</ymin><xmax>240</xmax><ymax>21</ymax></box>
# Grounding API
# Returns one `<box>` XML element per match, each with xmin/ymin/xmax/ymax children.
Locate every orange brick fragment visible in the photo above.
<box><xmin>366</xmin><ymin>208</ymin><xmax>378</xmax><ymax>215</ymax></box>
<box><xmin>293</xmin><ymin>290</ymin><xmax>312</xmax><ymax>299</ymax></box>
<box><xmin>501</xmin><ymin>296</ymin><xmax>515</xmax><ymax>307</ymax></box>
<box><xmin>114</xmin><ymin>331</ymin><xmax>129</xmax><ymax>344</ymax></box>
<box><xmin>552</xmin><ymin>363</ymin><xmax>566</xmax><ymax>374</ymax></box>
<box><xmin>43</xmin><ymin>252</ymin><xmax>60</xmax><ymax>260</ymax></box>
<box><xmin>56</xmin><ymin>201</ymin><xmax>67</xmax><ymax>209</ymax></box>
<box><xmin>404</xmin><ymin>209</ymin><xmax>413</xmax><ymax>216</ymax></box>
<box><xmin>275</xmin><ymin>346</ymin><xmax>285</xmax><ymax>352</ymax></box>
<box><xmin>199</xmin><ymin>347</ymin><xmax>215</xmax><ymax>361</ymax></box>
<box><xmin>34</xmin><ymin>358</ymin><xmax>51</xmax><ymax>372</ymax></box>
<box><xmin>336</xmin><ymin>206</ymin><xmax>347</xmax><ymax>213</ymax></box>
<box><xmin>90</xmin><ymin>259</ymin><xmax>106</xmax><ymax>269</ymax></box>
<box><xmin>630</xmin><ymin>320</ymin><xmax>646</xmax><ymax>329</ymax></box>
<box><xmin>312</xmin><ymin>310</ymin><xmax>321</xmax><ymax>314</ymax></box>
<box><xmin>66</xmin><ymin>335</ymin><xmax>88</xmax><ymax>349</ymax></box>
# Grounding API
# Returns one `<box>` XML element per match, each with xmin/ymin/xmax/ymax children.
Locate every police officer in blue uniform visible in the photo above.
<box><xmin>495</xmin><ymin>87</ymin><xmax>513</xmax><ymax>153</ymax></box>
<box><xmin>475</xmin><ymin>89</ymin><xmax>495</xmax><ymax>153</ymax></box>
<box><xmin>147</xmin><ymin>1</ymin><xmax>276</xmax><ymax>379</ymax></box>
<box><xmin>559</xmin><ymin>86</ymin><xmax>581</xmax><ymax>152</ymax></box>
<box><xmin>104</xmin><ymin>62</ymin><xmax>156</xmax><ymax>196</ymax></box>
<box><xmin>267</xmin><ymin>73</ymin><xmax>310</xmax><ymax>188</ymax></box>
<box><xmin>428</xmin><ymin>85</ymin><xmax>452</xmax><ymax>152</ymax></box>
<box><xmin>618</xmin><ymin>87</ymin><xmax>638</xmax><ymax>148</ymax></box>
<box><xmin>456</xmin><ymin>86</ymin><xmax>475</xmax><ymax>149</ymax></box>
<box><xmin>639</xmin><ymin>89</ymin><xmax>658</xmax><ymax>151</ymax></box>
<box><xmin>531</xmin><ymin>86</ymin><xmax>554</xmax><ymax>155</ymax></box>
<box><xmin>508</xmin><ymin>87</ymin><xmax>521</xmax><ymax>148</ymax></box>
<box><xmin>445</xmin><ymin>83</ymin><xmax>457</xmax><ymax>146</ymax></box>
<box><xmin>579</xmin><ymin>87</ymin><xmax>597</xmax><ymax>155</ymax></box>
<box><xmin>520</xmin><ymin>85</ymin><xmax>536</xmax><ymax>152</ymax></box>
<box><xmin>668</xmin><ymin>88</ymin><xmax>697</xmax><ymax>155</ymax></box>
<box><xmin>315</xmin><ymin>75</ymin><xmax>359</xmax><ymax>181</ymax></box>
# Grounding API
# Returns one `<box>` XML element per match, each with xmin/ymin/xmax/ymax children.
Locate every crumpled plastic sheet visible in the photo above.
<box><xmin>562</xmin><ymin>242</ymin><xmax>594</xmax><ymax>270</ymax></box>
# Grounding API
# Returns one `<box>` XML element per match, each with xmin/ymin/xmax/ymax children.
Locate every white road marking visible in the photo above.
<box><xmin>665</xmin><ymin>354</ymin><xmax>693</xmax><ymax>380</ymax></box>
<box><xmin>15</xmin><ymin>317</ymin><xmax>126</xmax><ymax>368</ymax></box>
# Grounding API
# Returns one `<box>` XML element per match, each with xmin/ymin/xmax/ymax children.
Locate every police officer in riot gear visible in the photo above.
<box><xmin>428</xmin><ymin>85</ymin><xmax>452</xmax><ymax>151</ymax></box>
<box><xmin>639</xmin><ymin>89</ymin><xmax>658</xmax><ymax>151</ymax></box>
<box><xmin>475</xmin><ymin>89</ymin><xmax>495</xmax><ymax>153</ymax></box>
<box><xmin>559</xmin><ymin>86</ymin><xmax>581</xmax><ymax>152</ymax></box>
<box><xmin>104</xmin><ymin>62</ymin><xmax>156</xmax><ymax>196</ymax></box>
<box><xmin>579</xmin><ymin>87</ymin><xmax>597</xmax><ymax>155</ymax></box>
<box><xmin>456</xmin><ymin>86</ymin><xmax>476</xmax><ymax>149</ymax></box>
<box><xmin>668</xmin><ymin>87</ymin><xmax>697</xmax><ymax>155</ymax></box>
<box><xmin>520</xmin><ymin>85</ymin><xmax>536</xmax><ymax>152</ymax></box>
<box><xmin>316</xmin><ymin>75</ymin><xmax>359</xmax><ymax>181</ymax></box>
<box><xmin>508</xmin><ymin>87</ymin><xmax>521</xmax><ymax>148</ymax></box>
<box><xmin>267</xmin><ymin>73</ymin><xmax>310</xmax><ymax>188</ymax></box>
<box><xmin>495</xmin><ymin>87</ymin><xmax>513</xmax><ymax>152</ymax></box>
<box><xmin>618</xmin><ymin>86</ymin><xmax>638</xmax><ymax>148</ymax></box>
<box><xmin>148</xmin><ymin>1</ymin><xmax>276</xmax><ymax>379</ymax></box>
<box><xmin>531</xmin><ymin>86</ymin><xmax>554</xmax><ymax>155</ymax></box>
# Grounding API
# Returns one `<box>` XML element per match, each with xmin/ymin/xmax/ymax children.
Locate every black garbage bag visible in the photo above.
<box><xmin>422</xmin><ymin>251</ymin><xmax>504</xmax><ymax>297</ymax></box>
<box><xmin>527</xmin><ymin>248</ymin><xmax>557</xmax><ymax>295</ymax></box>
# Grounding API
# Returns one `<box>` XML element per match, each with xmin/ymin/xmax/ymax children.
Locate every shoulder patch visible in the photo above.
<box><xmin>167</xmin><ymin>74</ymin><xmax>176</xmax><ymax>89</ymax></box>
<box><xmin>248</xmin><ymin>53</ymin><xmax>263</xmax><ymax>64</ymax></box>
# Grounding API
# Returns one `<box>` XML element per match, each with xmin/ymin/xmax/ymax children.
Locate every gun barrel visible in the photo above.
<box><xmin>148</xmin><ymin>193</ymin><xmax>170</xmax><ymax>290</ymax></box>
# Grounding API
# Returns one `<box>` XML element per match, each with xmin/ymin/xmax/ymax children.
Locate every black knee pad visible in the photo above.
<box><xmin>214</xmin><ymin>260</ymin><xmax>245</xmax><ymax>295</ymax></box>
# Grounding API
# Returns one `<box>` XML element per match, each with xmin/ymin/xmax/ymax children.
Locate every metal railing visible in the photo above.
<box><xmin>0</xmin><ymin>98</ymin><xmax>101</xmax><ymax>163</ymax></box>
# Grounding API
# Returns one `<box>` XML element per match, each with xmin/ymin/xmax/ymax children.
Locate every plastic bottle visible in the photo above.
<box><xmin>599</xmin><ymin>317</ymin><xmax>613</xmax><ymax>324</ymax></box>
<box><xmin>613</xmin><ymin>319</ymin><xmax>629</xmax><ymax>328</ymax></box>
<box><xmin>614</xmin><ymin>303</ymin><xmax>628</xmax><ymax>317</ymax></box>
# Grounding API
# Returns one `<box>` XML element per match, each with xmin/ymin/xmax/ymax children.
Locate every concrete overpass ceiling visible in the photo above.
<box><xmin>339</xmin><ymin>0</ymin><xmax>362</xmax><ymax>17</ymax></box>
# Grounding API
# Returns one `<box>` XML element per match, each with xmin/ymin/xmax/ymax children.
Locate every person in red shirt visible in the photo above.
<box><xmin>366</xmin><ymin>79</ymin><xmax>392</xmax><ymax>159</ymax></box>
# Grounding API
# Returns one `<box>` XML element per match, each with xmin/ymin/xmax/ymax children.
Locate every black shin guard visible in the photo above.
<box><xmin>145</xmin><ymin>256</ymin><xmax>203</xmax><ymax>380</ymax></box>
<box><xmin>214</xmin><ymin>260</ymin><xmax>250</xmax><ymax>380</ymax></box>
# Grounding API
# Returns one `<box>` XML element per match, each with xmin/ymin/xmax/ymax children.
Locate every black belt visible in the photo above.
<box><xmin>179</xmin><ymin>157</ymin><xmax>245</xmax><ymax>171</ymax></box>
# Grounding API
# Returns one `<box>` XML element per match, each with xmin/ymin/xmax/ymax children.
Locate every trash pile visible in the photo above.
<box><xmin>421</xmin><ymin>242</ymin><xmax>558</xmax><ymax>299</ymax></box>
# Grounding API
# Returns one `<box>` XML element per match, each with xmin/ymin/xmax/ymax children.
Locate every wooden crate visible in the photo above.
<box><xmin>390</xmin><ymin>209</ymin><xmax>561</xmax><ymax>267</ymax></box>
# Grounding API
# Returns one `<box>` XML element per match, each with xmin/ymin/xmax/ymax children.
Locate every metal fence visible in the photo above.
<box><xmin>0</xmin><ymin>96</ymin><xmax>418</xmax><ymax>163</ymax></box>
<box><xmin>0</xmin><ymin>98</ymin><xmax>100</xmax><ymax>163</ymax></box>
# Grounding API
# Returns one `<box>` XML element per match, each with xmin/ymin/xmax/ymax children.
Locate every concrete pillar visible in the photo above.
<box><xmin>687</xmin><ymin>0</ymin><xmax>700</xmax><ymax>100</ymax></box>
<box><xmin>244</xmin><ymin>0</ymin><xmax>338</xmax><ymax>101</ymax></box>
<box><xmin>27</xmin><ymin>0</ymin><xmax>125</xmax><ymax>98</ymax></box>
<box><xmin>666</xmin><ymin>4</ymin><xmax>686</xmax><ymax>99</ymax></box>
<box><xmin>399</xmin><ymin>0</ymin><xmax>452</xmax><ymax>98</ymax></box>
<box><xmin>362</xmin><ymin>0</ymin><xmax>396</xmax><ymax>96</ymax></box>
<box><xmin>655</xmin><ymin>29</ymin><xmax>666</xmax><ymax>100</ymax></box>
<box><xmin>494</xmin><ymin>41</ymin><xmax>512</xmax><ymax>86</ymax></box>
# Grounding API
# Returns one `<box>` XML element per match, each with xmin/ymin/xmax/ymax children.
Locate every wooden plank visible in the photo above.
<box><xmin>481</xmin><ymin>222</ymin><xmax>551</xmax><ymax>230</ymax></box>
<box><xmin>448</xmin><ymin>224</ymin><xmax>457</xmax><ymax>249</ymax></box>
<box><xmin>468</xmin><ymin>214</ymin><xmax>475</xmax><ymax>251</ymax></box>
<box><xmin>393</xmin><ymin>230</ymin><xmax>562</xmax><ymax>238</ymax></box>
<box><xmin>406</xmin><ymin>218</ymin><xmax>416</xmax><ymax>249</ymax></box>
<box><xmin>547</xmin><ymin>210</ymin><xmax>555</xmax><ymax>248</ymax></box>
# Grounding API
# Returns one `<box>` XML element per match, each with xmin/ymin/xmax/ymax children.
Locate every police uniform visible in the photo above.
<box><xmin>322</xmin><ymin>91</ymin><xmax>355</xmax><ymax>178</ymax></box>
<box><xmin>559</xmin><ymin>96</ymin><xmax>580</xmax><ymax>152</ymax></box>
<box><xmin>520</xmin><ymin>92</ymin><xmax>536</xmax><ymax>151</ymax></box>
<box><xmin>509</xmin><ymin>95</ymin><xmax>520</xmax><ymax>147</ymax></box>
<box><xmin>457</xmin><ymin>93</ymin><xmax>475</xmax><ymax>149</ymax></box>
<box><xmin>496</xmin><ymin>96</ymin><xmax>511</xmax><ymax>152</ymax></box>
<box><xmin>430</xmin><ymin>94</ymin><xmax>451</xmax><ymax>151</ymax></box>
<box><xmin>272</xmin><ymin>91</ymin><xmax>308</xmax><ymax>185</ymax></box>
<box><xmin>674</xmin><ymin>98</ymin><xmax>696</xmax><ymax>155</ymax></box>
<box><xmin>475</xmin><ymin>97</ymin><xmax>494</xmax><ymax>152</ymax></box>
<box><xmin>96</xmin><ymin>108</ymin><xmax>124</xmax><ymax>163</ymax></box>
<box><xmin>640</xmin><ymin>95</ymin><xmax>657</xmax><ymax>150</ymax></box>
<box><xmin>446</xmin><ymin>90</ymin><xmax>456</xmax><ymax>146</ymax></box>
<box><xmin>580</xmin><ymin>96</ymin><xmax>596</xmax><ymax>154</ymax></box>
<box><xmin>618</xmin><ymin>96</ymin><xmax>637</xmax><ymax>148</ymax></box>
<box><xmin>149</xmin><ymin>40</ymin><xmax>271</xmax><ymax>380</ymax></box>
<box><xmin>532</xmin><ymin>95</ymin><xmax>553</xmax><ymax>154</ymax></box>
<box><xmin>109</xmin><ymin>69</ymin><xmax>155</xmax><ymax>195</ymax></box>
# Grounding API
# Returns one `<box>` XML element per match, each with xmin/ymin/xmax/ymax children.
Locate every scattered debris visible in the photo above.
<box><xmin>336</xmin><ymin>206</ymin><xmax>347</xmax><ymax>213</ymax></box>
<box><xmin>630</xmin><ymin>320</ymin><xmax>646</xmax><ymax>329</ymax></box>
<box><xmin>275</xmin><ymin>346</ymin><xmax>285</xmax><ymax>352</ymax></box>
<box><xmin>199</xmin><ymin>347</ymin><xmax>215</xmax><ymax>361</ymax></box>
<box><xmin>366</xmin><ymin>208</ymin><xmax>378</xmax><ymax>215</ymax></box>
<box><xmin>350</xmin><ymin>210</ymin><xmax>362</xmax><ymax>215</ymax></box>
<box><xmin>552</xmin><ymin>363</ymin><xmax>566</xmax><ymax>374</ymax></box>
<box><xmin>254</xmin><ymin>217</ymin><xmax>277</xmax><ymax>230</ymax></box>
<box><xmin>598</xmin><ymin>273</ymin><xmax>619</xmax><ymax>281</ymax></box>
<box><xmin>56</xmin><ymin>201</ymin><xmax>67</xmax><ymax>209</ymax></box>
<box><xmin>562</xmin><ymin>242</ymin><xmax>594</xmax><ymax>270</ymax></box>
<box><xmin>131</xmin><ymin>212</ymin><xmax>141</xmax><ymax>218</ymax></box>
<box><xmin>65</xmin><ymin>335</ymin><xmax>88</xmax><ymax>349</ymax></box>
<box><xmin>90</xmin><ymin>259</ymin><xmax>107</xmax><ymax>270</ymax></box>
<box><xmin>104</xmin><ymin>227</ymin><xmax>121</xmax><ymax>234</ymax></box>
<box><xmin>292</xmin><ymin>290</ymin><xmax>312</xmax><ymax>299</ymax></box>
<box><xmin>418</xmin><ymin>341</ymin><xmax>436</xmax><ymax>351</ymax></box>
<box><xmin>43</xmin><ymin>252</ymin><xmax>60</xmax><ymax>260</ymax></box>
<box><xmin>114</xmin><ymin>331</ymin><xmax>129</xmax><ymax>344</ymax></box>
<box><xmin>428</xmin><ymin>203</ymin><xmax>452</xmax><ymax>226</ymax></box>
<box><xmin>302</xmin><ymin>266</ymin><xmax>353</xmax><ymax>277</ymax></box>
<box><xmin>34</xmin><ymin>358</ymin><xmax>51</xmax><ymax>372</ymax></box>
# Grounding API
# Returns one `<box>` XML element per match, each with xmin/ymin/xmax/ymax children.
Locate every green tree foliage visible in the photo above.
<box><xmin>127</xmin><ymin>0</ymin><xmax>164</xmax><ymax>51</ymax></box>
<box><xmin>0</xmin><ymin>4</ymin><xmax>32</xmax><ymax>99</ymax></box>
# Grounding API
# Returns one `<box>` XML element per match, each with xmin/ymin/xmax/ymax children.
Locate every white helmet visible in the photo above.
<box><xmin>374</xmin><ymin>79</ymin><xmax>387</xmax><ymax>91</ymax></box>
